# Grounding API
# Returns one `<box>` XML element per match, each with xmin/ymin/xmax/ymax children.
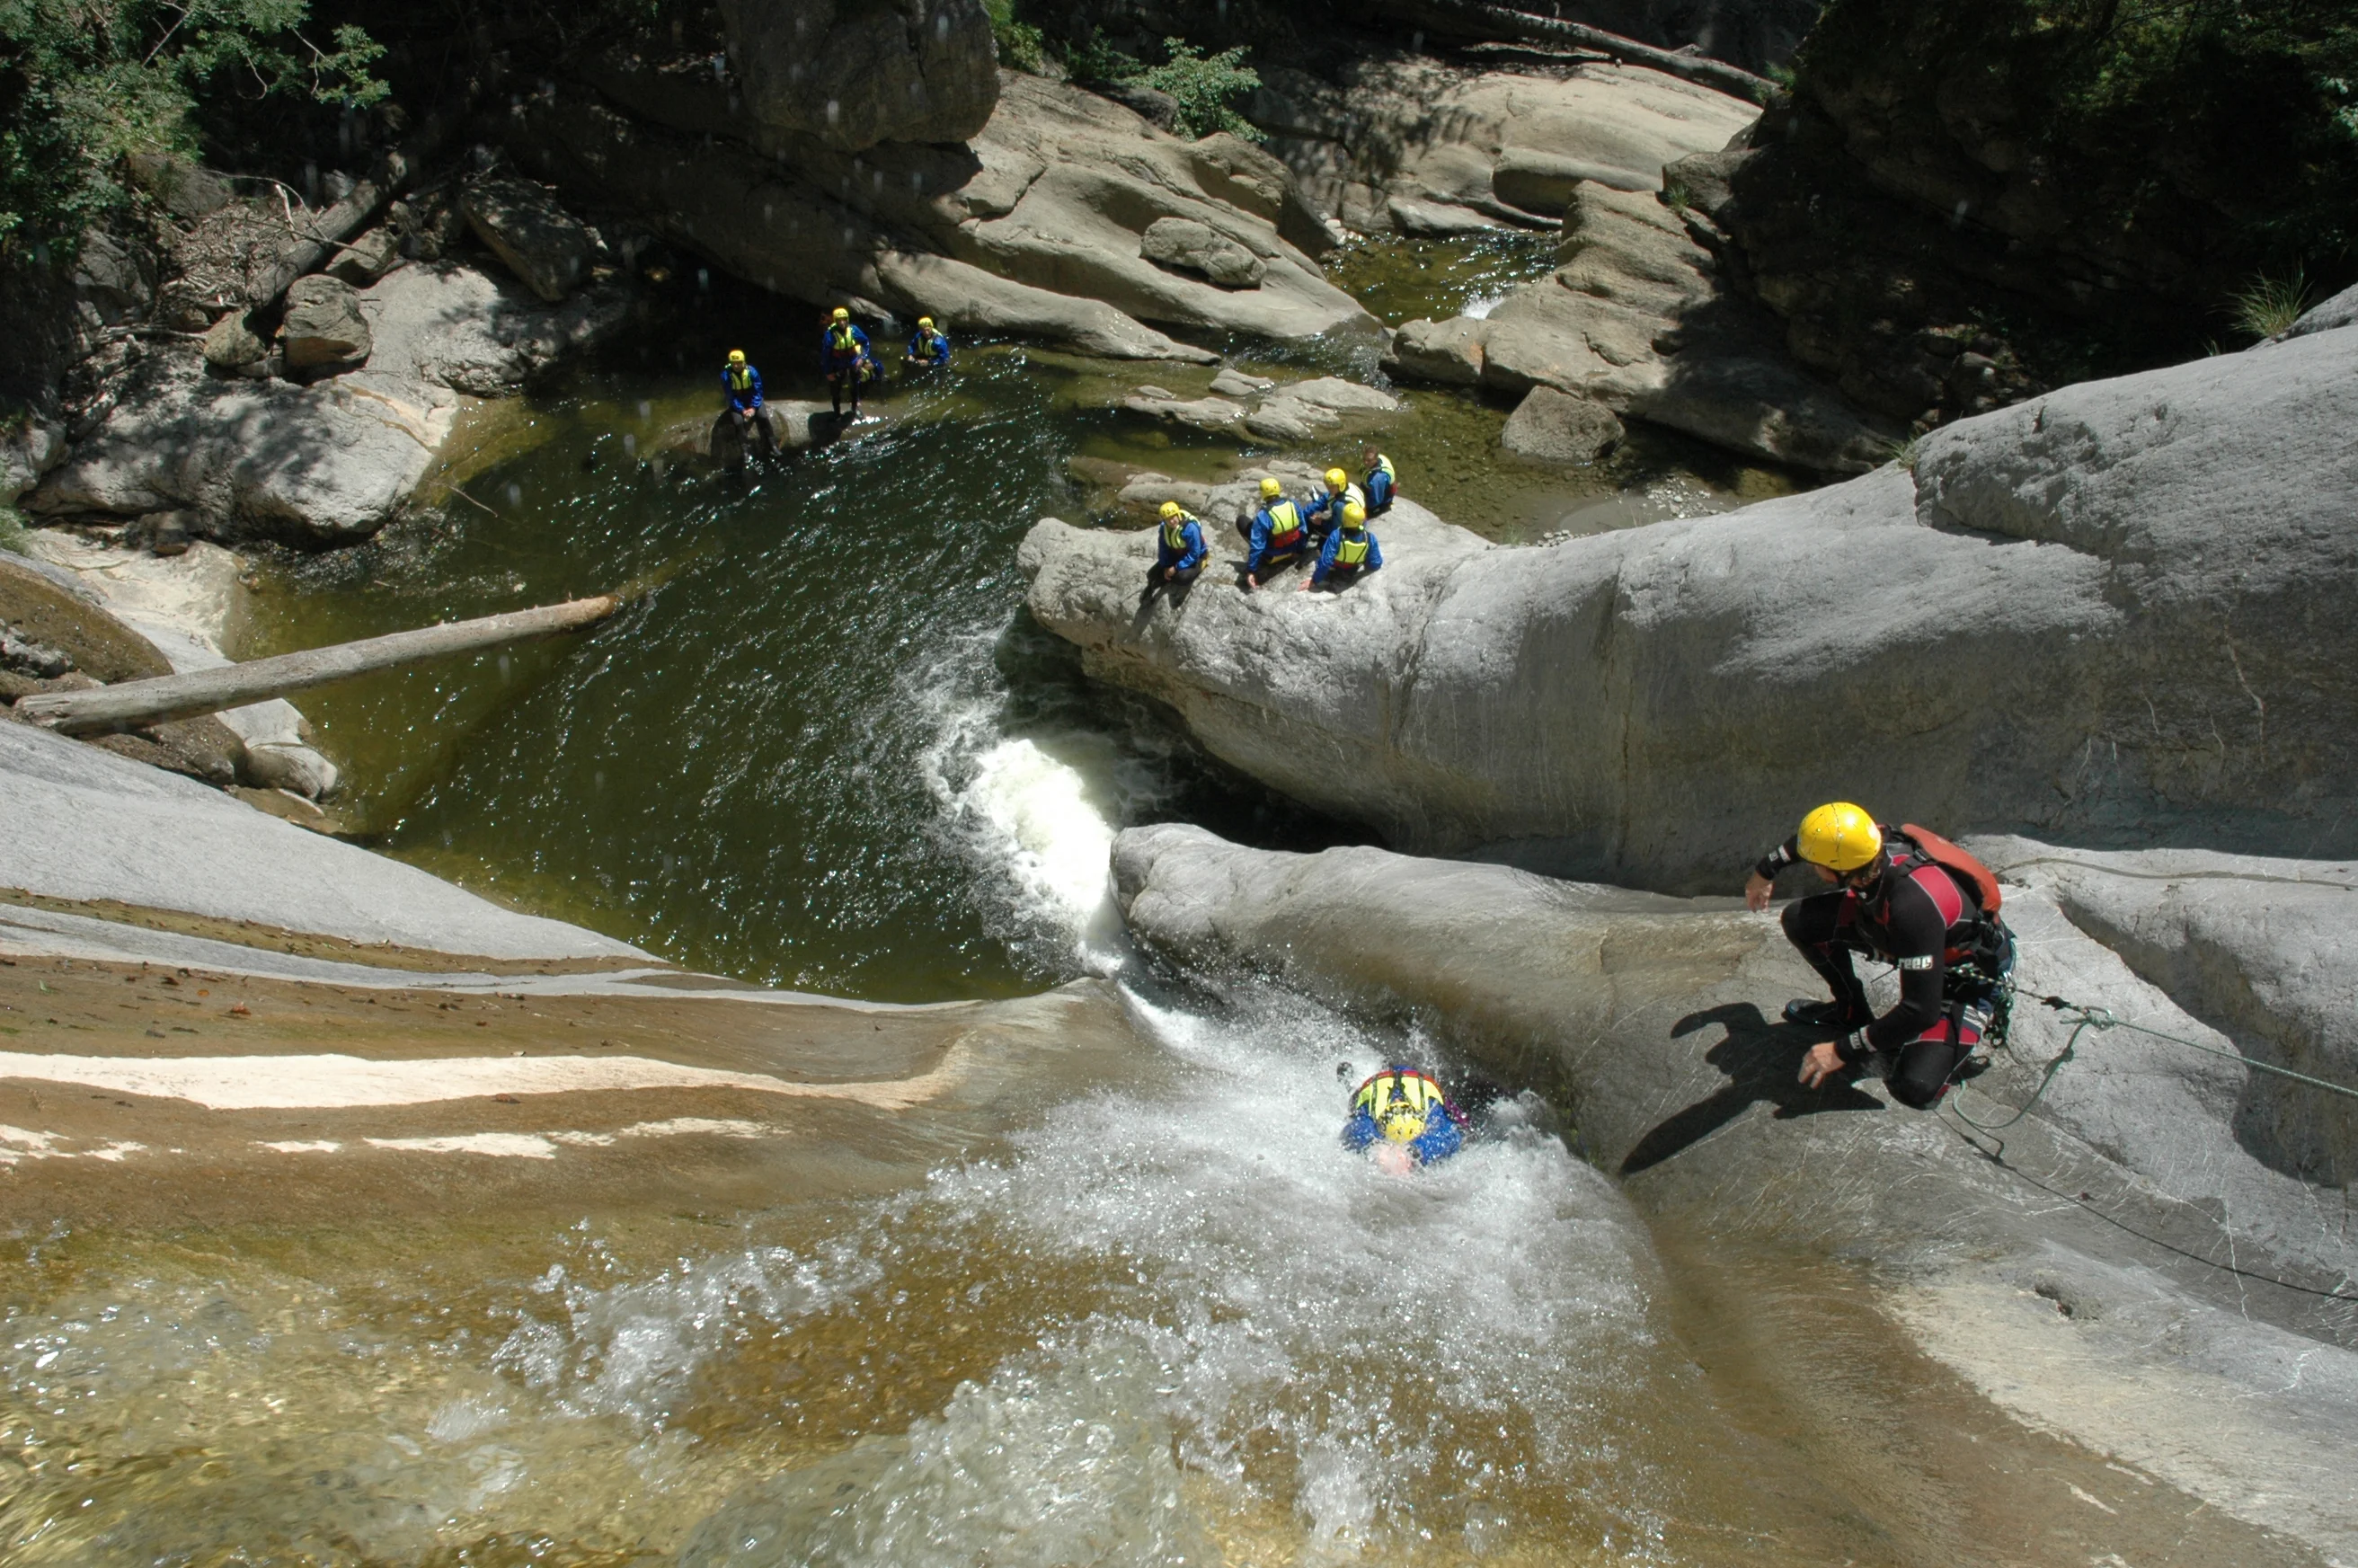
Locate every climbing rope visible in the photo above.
<box><xmin>1950</xmin><ymin>984</ymin><xmax>2358</xmax><ymax>1137</ymax></box>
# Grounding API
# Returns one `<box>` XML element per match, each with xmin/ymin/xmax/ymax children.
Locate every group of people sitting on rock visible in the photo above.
<box><xmin>720</xmin><ymin>306</ymin><xmax>953</xmax><ymax>454</ymax></box>
<box><xmin>1148</xmin><ymin>446</ymin><xmax>1401</xmax><ymax>599</ymax></box>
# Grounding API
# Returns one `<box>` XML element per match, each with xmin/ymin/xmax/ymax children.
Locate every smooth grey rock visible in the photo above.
<box><xmin>0</xmin><ymin>624</ymin><xmax>72</xmax><ymax>678</ymax></box>
<box><xmin>279</xmin><ymin>274</ymin><xmax>372</xmax><ymax>374</ymax></box>
<box><xmin>1093</xmin><ymin>80</ymin><xmax>1178</xmax><ymax>131</ymax></box>
<box><xmin>0</xmin><ymin>719</ymin><xmax>639</xmax><ymax>959</ymax></box>
<box><xmin>1139</xmin><ymin>217</ymin><xmax>1267</xmax><ymax>288</ymax></box>
<box><xmin>69</xmin><ymin>228</ymin><xmax>154</xmax><ymax>328</ymax></box>
<box><xmin>1502</xmin><ymin>385</ymin><xmax>1625</xmax><ymax>464</ymax></box>
<box><xmin>1383</xmin><ymin>316</ymin><xmax>1488</xmax><ymax>385</ymax></box>
<box><xmin>717</xmin><ymin>0</ymin><xmax>998</xmax><ymax>152</ymax></box>
<box><xmin>1206</xmin><ymin>368</ymin><xmax>1275</xmax><ymax>398</ymax></box>
<box><xmin>460</xmin><ymin>174</ymin><xmax>593</xmax><ymax>303</ymax></box>
<box><xmin>359</xmin><ymin>260</ymin><xmax>630</xmax><ymax>395</ymax></box>
<box><xmin>1115</xmin><ymin>472</ymin><xmax>1215</xmax><ymax>518</ymax></box>
<box><xmin>201</xmin><ymin>310</ymin><xmax>271</xmax><ymax>374</ymax></box>
<box><xmin>1027</xmin><ymin>328</ymin><xmax>2358</xmax><ymax>890</ymax></box>
<box><xmin>326</xmin><ymin>225</ymin><xmax>403</xmax><ymax>287</ymax></box>
<box><xmin>1108</xmin><ymin>821</ymin><xmax>2358</xmax><ymax>1561</ymax></box>
<box><xmin>1121</xmin><ymin>394</ymin><xmax>1244</xmax><ymax>432</ymax></box>
<box><xmin>1</xmin><ymin>418</ymin><xmax>66</xmax><ymax>507</ymax></box>
<box><xmin>1240</xmin><ymin>394</ymin><xmax>1338</xmax><ymax>444</ymax></box>
<box><xmin>2283</xmin><ymin>281</ymin><xmax>2358</xmax><ymax>341</ymax></box>
<box><xmin>1284</xmin><ymin>376</ymin><xmax>1402</xmax><ymax>413</ymax></box>
<box><xmin>29</xmin><ymin>347</ymin><xmax>454</xmax><ymax>544</ymax></box>
<box><xmin>1386</xmin><ymin>195</ymin><xmax>1504</xmax><ymax>235</ymax></box>
<box><xmin>1491</xmin><ymin>146</ymin><xmax>1658</xmax><ymax>213</ymax></box>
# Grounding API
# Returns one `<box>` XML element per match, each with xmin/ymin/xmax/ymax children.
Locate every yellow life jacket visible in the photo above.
<box><xmin>1263</xmin><ymin>498</ymin><xmax>1304</xmax><ymax>552</ymax></box>
<box><xmin>829</xmin><ymin>323</ymin><xmax>861</xmax><ymax>359</ymax></box>
<box><xmin>1370</xmin><ymin>454</ymin><xmax>1395</xmax><ymax>481</ymax></box>
<box><xmin>1352</xmin><ymin>1067</ymin><xmax>1445</xmax><ymax>1124</ymax></box>
<box><xmin>1162</xmin><ymin>511</ymin><xmax>1198</xmax><ymax>552</ymax></box>
<box><xmin>725</xmin><ymin>363</ymin><xmax>754</xmax><ymax>393</ymax></box>
<box><xmin>1334</xmin><ymin>530</ymin><xmax>1370</xmax><ymax>568</ymax></box>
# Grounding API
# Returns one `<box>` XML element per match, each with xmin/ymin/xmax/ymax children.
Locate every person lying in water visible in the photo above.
<box><xmin>1342</xmin><ymin>1063</ymin><xmax>1466</xmax><ymax>1174</ymax></box>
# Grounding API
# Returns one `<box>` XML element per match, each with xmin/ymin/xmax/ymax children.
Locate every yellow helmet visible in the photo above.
<box><xmin>1796</xmin><ymin>802</ymin><xmax>1882</xmax><ymax>872</ymax></box>
<box><xmin>1159</xmin><ymin>500</ymin><xmax>1183</xmax><ymax>519</ymax></box>
<box><xmin>1380</xmin><ymin>1105</ymin><xmax>1425</xmax><ymax>1144</ymax></box>
<box><xmin>1259</xmin><ymin>476</ymin><xmax>1283</xmax><ymax>499</ymax></box>
<box><xmin>917</xmin><ymin>315</ymin><xmax>934</xmax><ymax>329</ymax></box>
<box><xmin>1325</xmin><ymin>467</ymin><xmax>1347</xmax><ymax>491</ymax></box>
<box><xmin>831</xmin><ymin>306</ymin><xmax>850</xmax><ymax>322</ymax></box>
<box><xmin>1342</xmin><ymin>501</ymin><xmax>1367</xmax><ymax>527</ymax></box>
<box><xmin>727</xmin><ymin>349</ymin><xmax>746</xmax><ymax>364</ymax></box>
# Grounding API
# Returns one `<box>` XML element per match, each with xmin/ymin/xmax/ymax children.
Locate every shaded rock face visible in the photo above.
<box><xmin>1502</xmin><ymin>386</ymin><xmax>1623</xmax><ymax>465</ymax></box>
<box><xmin>460</xmin><ymin>174</ymin><xmax>595</xmax><ymax>303</ymax></box>
<box><xmin>279</xmin><ymin>275</ymin><xmax>372</xmax><ymax>375</ymax></box>
<box><xmin>718</xmin><ymin>0</ymin><xmax>999</xmax><ymax>152</ymax></box>
<box><xmin>1026</xmin><ymin>323</ymin><xmax>2358</xmax><ymax>890</ymax></box>
<box><xmin>1109</xmin><ymin>822</ymin><xmax>2358</xmax><ymax>1559</ymax></box>
<box><xmin>504</xmin><ymin>70</ymin><xmax>1370</xmax><ymax>358</ymax></box>
<box><xmin>1251</xmin><ymin>56</ymin><xmax>1755</xmax><ymax>234</ymax></box>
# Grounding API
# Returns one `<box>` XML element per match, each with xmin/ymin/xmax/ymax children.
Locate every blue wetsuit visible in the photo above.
<box><xmin>1342</xmin><ymin>1102</ymin><xmax>1463</xmax><ymax>1166</ymax></box>
<box><xmin>1245</xmin><ymin>499</ymin><xmax>1308</xmax><ymax>580</ymax></box>
<box><xmin>1310</xmin><ymin>526</ymin><xmax>1382</xmax><ymax>587</ymax></box>
<box><xmin>906</xmin><ymin>327</ymin><xmax>950</xmax><ymax>368</ymax></box>
<box><xmin>1303</xmin><ymin>483</ymin><xmax>1366</xmax><ymax>539</ymax></box>
<box><xmin>1363</xmin><ymin>456</ymin><xmax>1396</xmax><ymax>515</ymax></box>
<box><xmin>722</xmin><ymin>363</ymin><xmax>764</xmax><ymax>414</ymax></box>
<box><xmin>821</xmin><ymin>323</ymin><xmax>873</xmax><ymax>377</ymax></box>
<box><xmin>1154</xmin><ymin>514</ymin><xmax>1207</xmax><ymax>579</ymax></box>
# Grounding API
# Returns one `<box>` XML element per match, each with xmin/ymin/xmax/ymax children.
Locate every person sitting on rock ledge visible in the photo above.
<box><xmin>1342</xmin><ymin>1062</ymin><xmax>1466</xmax><ymax>1174</ymax></box>
<box><xmin>1302</xmin><ymin>467</ymin><xmax>1366</xmax><ymax>547</ymax></box>
<box><xmin>1148</xmin><ymin>500</ymin><xmax>1206</xmax><ymax>594</ymax></box>
<box><xmin>1744</xmin><ymin>802</ymin><xmax>2015</xmax><ymax>1110</ymax></box>
<box><xmin>904</xmin><ymin>315</ymin><xmax>950</xmax><ymax>370</ymax></box>
<box><xmin>721</xmin><ymin>350</ymin><xmax>772</xmax><ymax>457</ymax></box>
<box><xmin>1361</xmin><ymin>446</ymin><xmax>1398</xmax><ymax>516</ymax></box>
<box><xmin>820</xmin><ymin>306</ymin><xmax>876</xmax><ymax>419</ymax></box>
<box><xmin>1301</xmin><ymin>501</ymin><xmax>1381</xmax><ymax>592</ymax></box>
<box><xmin>1239</xmin><ymin>476</ymin><xmax>1309</xmax><ymax>590</ymax></box>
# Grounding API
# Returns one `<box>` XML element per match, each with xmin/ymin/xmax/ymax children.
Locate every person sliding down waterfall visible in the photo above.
<box><xmin>1744</xmin><ymin>803</ymin><xmax>2016</xmax><ymax>1108</ymax></box>
<box><xmin>1299</xmin><ymin>501</ymin><xmax>1381</xmax><ymax>592</ymax></box>
<box><xmin>1342</xmin><ymin>1064</ymin><xmax>1466</xmax><ymax>1175</ymax></box>
<box><xmin>820</xmin><ymin>307</ymin><xmax>875</xmax><ymax>419</ymax></box>
<box><xmin>721</xmin><ymin>350</ymin><xmax>773</xmax><ymax>458</ymax></box>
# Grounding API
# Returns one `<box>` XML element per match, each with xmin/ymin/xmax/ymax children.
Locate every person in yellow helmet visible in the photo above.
<box><xmin>820</xmin><ymin>306</ymin><xmax>875</xmax><ymax>417</ymax></box>
<box><xmin>1241</xmin><ymin>475</ymin><xmax>1308</xmax><ymax>589</ymax></box>
<box><xmin>1300</xmin><ymin>500</ymin><xmax>1381</xmax><ymax>591</ymax></box>
<box><xmin>1744</xmin><ymin>804</ymin><xmax>2015</xmax><ymax>1108</ymax></box>
<box><xmin>1302</xmin><ymin>465</ymin><xmax>1366</xmax><ymax>546</ymax></box>
<box><xmin>1342</xmin><ymin>1062</ymin><xmax>1465</xmax><ymax>1174</ymax></box>
<box><xmin>719</xmin><ymin>348</ymin><xmax>773</xmax><ymax>458</ymax></box>
<box><xmin>904</xmin><ymin>314</ymin><xmax>950</xmax><ymax>369</ymax></box>
<box><xmin>1147</xmin><ymin>498</ymin><xmax>1206</xmax><ymax>595</ymax></box>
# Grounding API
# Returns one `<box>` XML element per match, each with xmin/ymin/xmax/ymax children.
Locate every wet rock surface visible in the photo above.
<box><xmin>1031</xmin><ymin>321</ymin><xmax>2358</xmax><ymax>890</ymax></box>
<box><xmin>1111</xmin><ymin>820</ymin><xmax>2358</xmax><ymax>1563</ymax></box>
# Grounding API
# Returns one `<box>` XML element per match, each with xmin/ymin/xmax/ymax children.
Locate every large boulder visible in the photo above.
<box><xmin>27</xmin><ymin>347</ymin><xmax>454</xmax><ymax>545</ymax></box>
<box><xmin>358</xmin><ymin>260</ymin><xmax>630</xmax><ymax>395</ymax></box>
<box><xmin>1</xmin><ymin>417</ymin><xmax>66</xmax><ymax>508</ymax></box>
<box><xmin>717</xmin><ymin>0</ymin><xmax>998</xmax><ymax>152</ymax></box>
<box><xmin>460</xmin><ymin>174</ymin><xmax>595</xmax><ymax>303</ymax></box>
<box><xmin>1109</xmin><ymin>821</ymin><xmax>2358</xmax><ymax>1563</ymax></box>
<box><xmin>1139</xmin><ymin>217</ymin><xmax>1266</xmax><ymax>288</ymax></box>
<box><xmin>1501</xmin><ymin>385</ymin><xmax>1625</xmax><ymax>465</ymax></box>
<box><xmin>279</xmin><ymin>274</ymin><xmax>372</xmax><ymax>374</ymax></box>
<box><xmin>1025</xmin><ymin>323</ymin><xmax>2358</xmax><ymax>891</ymax></box>
<box><xmin>501</xmin><ymin>72</ymin><xmax>1369</xmax><ymax>356</ymax></box>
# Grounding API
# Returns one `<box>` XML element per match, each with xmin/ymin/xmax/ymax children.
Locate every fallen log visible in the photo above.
<box><xmin>11</xmin><ymin>596</ymin><xmax>619</xmax><ymax>737</ymax></box>
<box><xmin>1382</xmin><ymin>2</ymin><xmax>1778</xmax><ymax>102</ymax></box>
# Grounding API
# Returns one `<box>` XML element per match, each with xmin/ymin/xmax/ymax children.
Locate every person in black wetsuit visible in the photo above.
<box><xmin>1743</xmin><ymin>802</ymin><xmax>2014</xmax><ymax>1109</ymax></box>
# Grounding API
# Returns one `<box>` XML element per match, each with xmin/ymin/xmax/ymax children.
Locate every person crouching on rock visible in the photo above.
<box><xmin>821</xmin><ymin>306</ymin><xmax>875</xmax><ymax>418</ymax></box>
<box><xmin>722</xmin><ymin>349</ymin><xmax>773</xmax><ymax>457</ymax></box>
<box><xmin>1744</xmin><ymin>802</ymin><xmax>2016</xmax><ymax>1109</ymax></box>
<box><xmin>1362</xmin><ymin>446</ymin><xmax>1398</xmax><ymax>516</ymax></box>
<box><xmin>1239</xmin><ymin>476</ymin><xmax>1309</xmax><ymax>590</ymax></box>
<box><xmin>1343</xmin><ymin>1063</ymin><xmax>1466</xmax><ymax>1175</ymax></box>
<box><xmin>1148</xmin><ymin>500</ymin><xmax>1206</xmax><ymax>596</ymax></box>
<box><xmin>1300</xmin><ymin>501</ymin><xmax>1381</xmax><ymax>592</ymax></box>
<box><xmin>905</xmin><ymin>314</ymin><xmax>950</xmax><ymax>370</ymax></box>
<box><xmin>1302</xmin><ymin>466</ymin><xmax>1366</xmax><ymax>548</ymax></box>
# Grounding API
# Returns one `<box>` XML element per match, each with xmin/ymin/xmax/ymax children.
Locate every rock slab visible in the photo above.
<box><xmin>461</xmin><ymin>174</ymin><xmax>594</xmax><ymax>303</ymax></box>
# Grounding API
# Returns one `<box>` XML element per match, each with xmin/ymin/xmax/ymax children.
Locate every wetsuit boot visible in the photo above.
<box><xmin>1783</xmin><ymin>997</ymin><xmax>1871</xmax><ymax>1030</ymax></box>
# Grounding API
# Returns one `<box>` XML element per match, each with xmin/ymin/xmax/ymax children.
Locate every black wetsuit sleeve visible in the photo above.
<box><xmin>1753</xmin><ymin>837</ymin><xmax>1800</xmax><ymax>881</ymax></box>
<box><xmin>1860</xmin><ymin>875</ymin><xmax>1948</xmax><ymax>1054</ymax></box>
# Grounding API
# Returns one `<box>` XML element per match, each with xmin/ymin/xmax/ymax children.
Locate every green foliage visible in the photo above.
<box><xmin>983</xmin><ymin>0</ymin><xmax>1048</xmax><ymax>74</ymax></box>
<box><xmin>1060</xmin><ymin>27</ymin><xmax>1140</xmax><ymax>86</ymax></box>
<box><xmin>1130</xmin><ymin>37</ymin><xmax>1263</xmax><ymax>142</ymax></box>
<box><xmin>0</xmin><ymin>503</ymin><xmax>28</xmax><ymax>555</ymax></box>
<box><xmin>2230</xmin><ymin>269</ymin><xmax>2312</xmax><ymax>338</ymax></box>
<box><xmin>0</xmin><ymin>1</ymin><xmax>386</xmax><ymax>261</ymax></box>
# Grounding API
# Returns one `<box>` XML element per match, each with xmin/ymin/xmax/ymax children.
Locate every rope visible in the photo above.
<box><xmin>1952</xmin><ymin>985</ymin><xmax>2358</xmax><ymax>1137</ymax></box>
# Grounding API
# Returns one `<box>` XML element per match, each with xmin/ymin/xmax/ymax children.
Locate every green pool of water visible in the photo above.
<box><xmin>1322</xmin><ymin>231</ymin><xmax>1563</xmax><ymax>328</ymax></box>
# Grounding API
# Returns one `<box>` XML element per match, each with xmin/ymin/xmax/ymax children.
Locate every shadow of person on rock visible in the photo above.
<box><xmin>1618</xmin><ymin>1002</ymin><xmax>1884</xmax><ymax>1176</ymax></box>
